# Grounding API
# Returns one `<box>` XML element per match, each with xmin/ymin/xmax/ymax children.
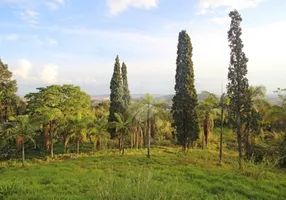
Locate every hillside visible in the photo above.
<box><xmin>1</xmin><ymin>128</ymin><xmax>286</xmax><ymax>200</ymax></box>
<box><xmin>1</xmin><ymin>147</ymin><xmax>285</xmax><ymax>200</ymax></box>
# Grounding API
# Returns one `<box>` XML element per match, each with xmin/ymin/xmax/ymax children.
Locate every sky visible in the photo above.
<box><xmin>0</xmin><ymin>0</ymin><xmax>285</xmax><ymax>96</ymax></box>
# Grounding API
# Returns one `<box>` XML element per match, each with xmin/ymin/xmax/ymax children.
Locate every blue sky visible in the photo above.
<box><xmin>0</xmin><ymin>0</ymin><xmax>285</xmax><ymax>95</ymax></box>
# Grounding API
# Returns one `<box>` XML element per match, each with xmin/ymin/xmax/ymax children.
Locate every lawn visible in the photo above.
<box><xmin>0</xmin><ymin>147</ymin><xmax>285</xmax><ymax>200</ymax></box>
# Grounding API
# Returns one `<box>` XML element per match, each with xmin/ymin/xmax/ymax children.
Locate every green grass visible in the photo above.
<box><xmin>1</xmin><ymin>147</ymin><xmax>286</xmax><ymax>200</ymax></box>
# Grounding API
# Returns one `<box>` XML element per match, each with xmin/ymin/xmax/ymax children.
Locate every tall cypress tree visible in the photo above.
<box><xmin>121</xmin><ymin>62</ymin><xmax>131</xmax><ymax>110</ymax></box>
<box><xmin>172</xmin><ymin>30</ymin><xmax>200</xmax><ymax>152</ymax></box>
<box><xmin>227</xmin><ymin>10</ymin><xmax>249</xmax><ymax>169</ymax></box>
<box><xmin>108</xmin><ymin>55</ymin><xmax>124</xmax><ymax>138</ymax></box>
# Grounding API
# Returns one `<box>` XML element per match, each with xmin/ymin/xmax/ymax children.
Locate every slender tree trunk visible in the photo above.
<box><xmin>184</xmin><ymin>142</ymin><xmax>188</xmax><ymax>154</ymax></box>
<box><xmin>97</xmin><ymin>137</ymin><xmax>101</xmax><ymax>151</ymax></box>
<box><xmin>219</xmin><ymin>107</ymin><xmax>224</xmax><ymax>164</ymax></box>
<box><xmin>22</xmin><ymin>141</ymin><xmax>25</xmax><ymax>167</ymax></box>
<box><xmin>76</xmin><ymin>139</ymin><xmax>80</xmax><ymax>154</ymax></box>
<box><xmin>122</xmin><ymin>135</ymin><xmax>125</xmax><ymax>156</ymax></box>
<box><xmin>135</xmin><ymin>130</ymin><xmax>140</xmax><ymax>149</ymax></box>
<box><xmin>4</xmin><ymin>105</ymin><xmax>8</xmax><ymax>122</ymax></box>
<box><xmin>64</xmin><ymin>136</ymin><xmax>70</xmax><ymax>153</ymax></box>
<box><xmin>44</xmin><ymin>125</ymin><xmax>50</xmax><ymax>151</ymax></box>
<box><xmin>147</xmin><ymin>105</ymin><xmax>151</xmax><ymax>158</ymax></box>
<box><xmin>140</xmin><ymin>129</ymin><xmax>143</xmax><ymax>149</ymax></box>
<box><xmin>130</xmin><ymin>132</ymin><xmax>133</xmax><ymax>149</ymax></box>
<box><xmin>191</xmin><ymin>140</ymin><xmax>194</xmax><ymax>149</ymax></box>
<box><xmin>237</xmin><ymin>127</ymin><xmax>243</xmax><ymax>169</ymax></box>
<box><xmin>118</xmin><ymin>138</ymin><xmax>121</xmax><ymax>153</ymax></box>
<box><xmin>50</xmin><ymin>130</ymin><xmax>54</xmax><ymax>159</ymax></box>
<box><xmin>245</xmin><ymin>131</ymin><xmax>250</xmax><ymax>157</ymax></box>
<box><xmin>203</xmin><ymin>116</ymin><xmax>209</xmax><ymax>147</ymax></box>
<box><xmin>201</xmin><ymin>128</ymin><xmax>204</xmax><ymax>150</ymax></box>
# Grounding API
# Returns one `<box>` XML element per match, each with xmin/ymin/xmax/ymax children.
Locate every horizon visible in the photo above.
<box><xmin>1</xmin><ymin>0</ymin><xmax>286</xmax><ymax>95</ymax></box>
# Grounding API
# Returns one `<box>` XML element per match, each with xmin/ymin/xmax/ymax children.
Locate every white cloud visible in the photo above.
<box><xmin>0</xmin><ymin>0</ymin><xmax>65</xmax><ymax>24</ymax></box>
<box><xmin>12</xmin><ymin>59</ymin><xmax>35</xmax><ymax>80</ymax></box>
<box><xmin>55</xmin><ymin>0</ymin><xmax>64</xmax><ymax>5</ymax></box>
<box><xmin>20</xmin><ymin>9</ymin><xmax>39</xmax><ymax>24</ymax></box>
<box><xmin>197</xmin><ymin>0</ymin><xmax>264</xmax><ymax>15</ymax></box>
<box><xmin>210</xmin><ymin>17</ymin><xmax>229</xmax><ymax>25</ymax></box>
<box><xmin>40</xmin><ymin>64</ymin><xmax>58</xmax><ymax>84</ymax></box>
<box><xmin>107</xmin><ymin>0</ymin><xmax>159</xmax><ymax>15</ymax></box>
<box><xmin>11</xmin><ymin>59</ymin><xmax>72</xmax><ymax>85</ymax></box>
<box><xmin>46</xmin><ymin>0</ymin><xmax>65</xmax><ymax>10</ymax></box>
<box><xmin>6</xmin><ymin>34</ymin><xmax>19</xmax><ymax>41</ymax></box>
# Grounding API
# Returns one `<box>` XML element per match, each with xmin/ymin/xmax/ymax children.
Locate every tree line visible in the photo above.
<box><xmin>0</xmin><ymin>10</ymin><xmax>285</xmax><ymax>169</ymax></box>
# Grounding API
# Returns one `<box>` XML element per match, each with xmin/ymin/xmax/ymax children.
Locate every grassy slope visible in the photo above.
<box><xmin>0</xmin><ymin>147</ymin><xmax>286</xmax><ymax>200</ymax></box>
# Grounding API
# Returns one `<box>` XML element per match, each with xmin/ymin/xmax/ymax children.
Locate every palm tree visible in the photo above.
<box><xmin>219</xmin><ymin>93</ymin><xmax>230</xmax><ymax>164</ymax></box>
<box><xmin>130</xmin><ymin>93</ymin><xmax>168</xmax><ymax>158</ymax></box>
<box><xmin>0</xmin><ymin>115</ymin><xmax>36</xmax><ymax>167</ymax></box>
<box><xmin>244</xmin><ymin>86</ymin><xmax>268</xmax><ymax>155</ymax></box>
<box><xmin>34</xmin><ymin>107</ymin><xmax>63</xmax><ymax>158</ymax></box>
<box><xmin>67</xmin><ymin>113</ymin><xmax>89</xmax><ymax>154</ymax></box>
<box><xmin>88</xmin><ymin>116</ymin><xmax>109</xmax><ymax>151</ymax></box>
<box><xmin>262</xmin><ymin>87</ymin><xmax>286</xmax><ymax>130</ymax></box>
<box><xmin>197</xmin><ymin>91</ymin><xmax>220</xmax><ymax>148</ymax></box>
<box><xmin>110</xmin><ymin>113</ymin><xmax>132</xmax><ymax>155</ymax></box>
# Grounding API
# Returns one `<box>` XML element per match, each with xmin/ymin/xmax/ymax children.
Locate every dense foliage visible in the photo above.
<box><xmin>108</xmin><ymin>56</ymin><xmax>125</xmax><ymax>138</ymax></box>
<box><xmin>121</xmin><ymin>62</ymin><xmax>131</xmax><ymax>110</ymax></box>
<box><xmin>0</xmin><ymin>59</ymin><xmax>18</xmax><ymax>123</ymax></box>
<box><xmin>172</xmin><ymin>30</ymin><xmax>200</xmax><ymax>152</ymax></box>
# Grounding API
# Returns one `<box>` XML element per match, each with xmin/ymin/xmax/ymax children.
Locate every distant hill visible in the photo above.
<box><xmin>90</xmin><ymin>93</ymin><xmax>281</xmax><ymax>105</ymax></box>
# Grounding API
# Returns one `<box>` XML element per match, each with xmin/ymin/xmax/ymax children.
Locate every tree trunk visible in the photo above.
<box><xmin>118</xmin><ymin>137</ymin><xmax>121</xmax><ymax>153</ymax></box>
<box><xmin>130</xmin><ymin>132</ymin><xmax>133</xmax><ymax>149</ymax></box>
<box><xmin>140</xmin><ymin>129</ymin><xmax>143</xmax><ymax>149</ymax></box>
<box><xmin>184</xmin><ymin>142</ymin><xmax>188</xmax><ymax>154</ymax></box>
<box><xmin>144</xmin><ymin>122</ymin><xmax>148</xmax><ymax>147</ymax></box>
<box><xmin>50</xmin><ymin>125</ymin><xmax>54</xmax><ymax>159</ymax></box>
<box><xmin>44</xmin><ymin>125</ymin><xmax>50</xmax><ymax>150</ymax></box>
<box><xmin>201</xmin><ymin>128</ymin><xmax>204</xmax><ymax>150</ymax></box>
<box><xmin>76</xmin><ymin>139</ymin><xmax>80</xmax><ymax>154</ymax></box>
<box><xmin>64</xmin><ymin>136</ymin><xmax>70</xmax><ymax>153</ymax></box>
<box><xmin>237</xmin><ymin>127</ymin><xmax>243</xmax><ymax>169</ymax></box>
<box><xmin>136</xmin><ymin>130</ymin><xmax>139</xmax><ymax>149</ymax></box>
<box><xmin>4</xmin><ymin>105</ymin><xmax>8</xmax><ymax>122</ymax></box>
<box><xmin>147</xmin><ymin>106</ymin><xmax>151</xmax><ymax>158</ymax></box>
<box><xmin>50</xmin><ymin>138</ymin><xmax>54</xmax><ymax>158</ymax></box>
<box><xmin>22</xmin><ymin>141</ymin><xmax>25</xmax><ymax>167</ymax></box>
<box><xmin>219</xmin><ymin>107</ymin><xmax>224</xmax><ymax>164</ymax></box>
<box><xmin>122</xmin><ymin>135</ymin><xmax>125</xmax><ymax>156</ymax></box>
<box><xmin>203</xmin><ymin>116</ymin><xmax>209</xmax><ymax>147</ymax></box>
<box><xmin>97</xmin><ymin>137</ymin><xmax>101</xmax><ymax>151</ymax></box>
<box><xmin>245</xmin><ymin>131</ymin><xmax>250</xmax><ymax>157</ymax></box>
<box><xmin>191</xmin><ymin>140</ymin><xmax>194</xmax><ymax>149</ymax></box>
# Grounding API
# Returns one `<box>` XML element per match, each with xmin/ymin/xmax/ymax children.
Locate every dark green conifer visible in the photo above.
<box><xmin>121</xmin><ymin>62</ymin><xmax>131</xmax><ymax>110</ymax></box>
<box><xmin>227</xmin><ymin>10</ymin><xmax>250</xmax><ymax>169</ymax></box>
<box><xmin>172</xmin><ymin>30</ymin><xmax>200</xmax><ymax>152</ymax></box>
<box><xmin>108</xmin><ymin>56</ymin><xmax>124</xmax><ymax>138</ymax></box>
